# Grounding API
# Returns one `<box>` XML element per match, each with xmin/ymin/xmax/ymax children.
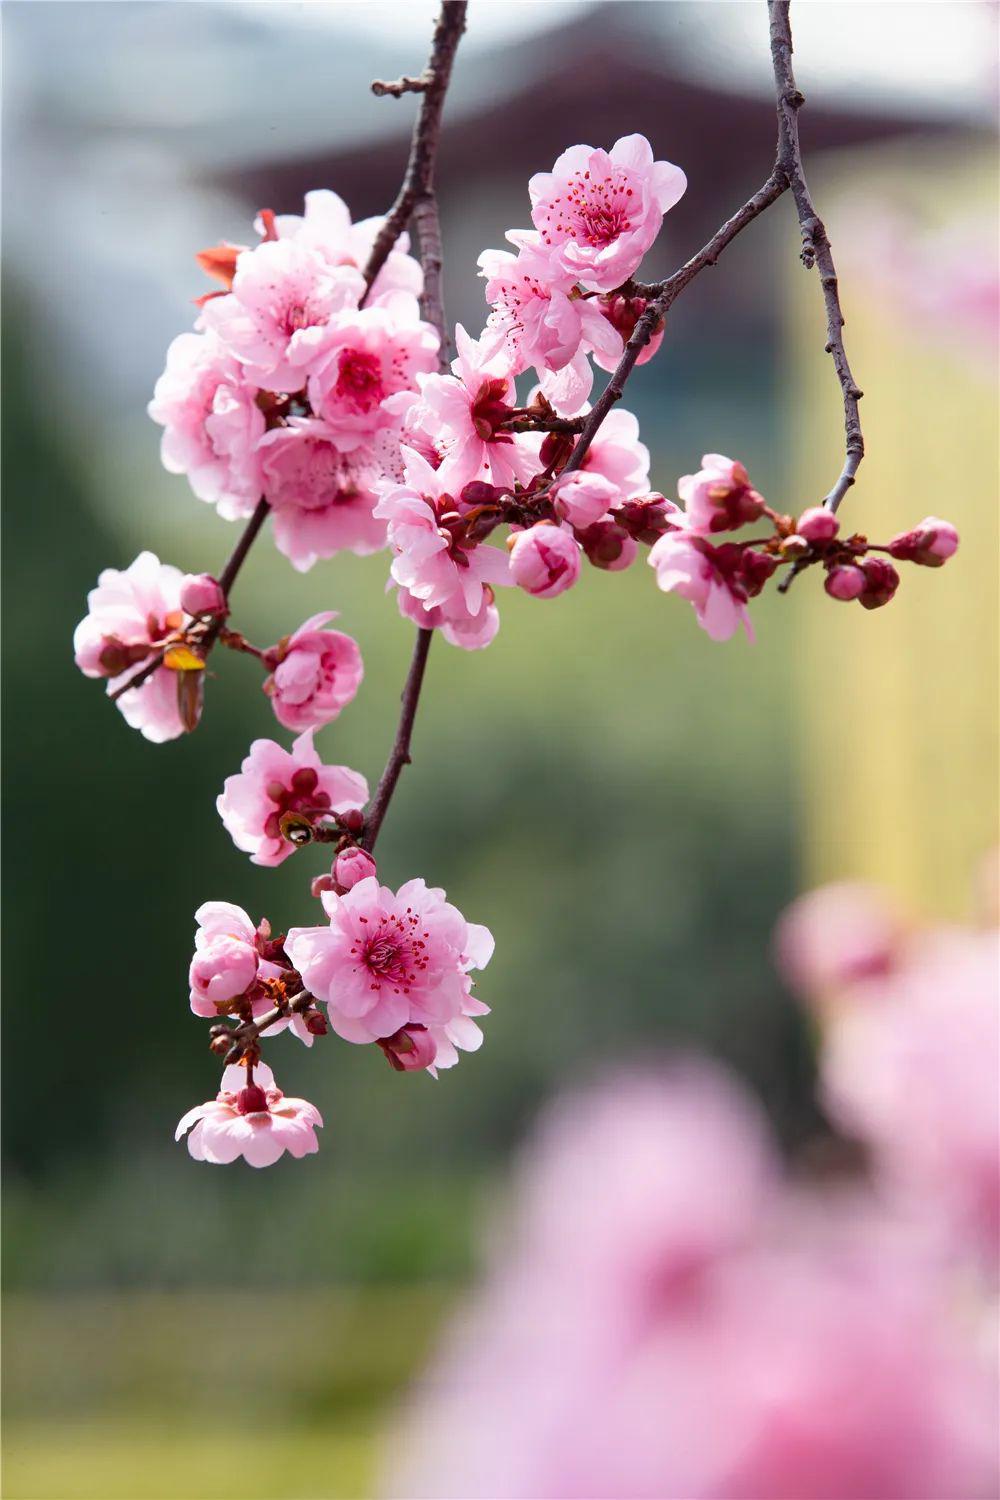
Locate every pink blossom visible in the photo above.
<box><xmin>189</xmin><ymin>901</ymin><xmax>260</xmax><ymax>1015</ymax></box>
<box><xmin>73</xmin><ymin>551</ymin><xmax>190</xmax><ymax>742</ymax></box>
<box><xmin>678</xmin><ymin>453</ymin><xmax>766</xmax><ymax>534</ymax></box>
<box><xmin>888</xmin><ymin>516</ymin><xmax>960</xmax><ymax>567</ymax></box>
<box><xmin>528</xmin><ymin>133</ymin><xmax>687</xmax><ymax>292</ymax></box>
<box><xmin>825</xmin><ymin>563</ymin><xmax>866</xmax><ymax>601</ymax></box>
<box><xmin>577</xmin><ymin>406</ymin><xmax>650</xmax><ymax>495</ymax></box>
<box><xmin>285</xmin><ymin>875</ymin><xmax>492</xmax><ymax>1050</ymax></box>
<box><xmin>478</xmin><ymin>238</ymin><xmax>621</xmax><ymax>413</ymax></box>
<box><xmin>180</xmin><ymin>574</ymin><xmax>227</xmax><ymax>618</ymax></box>
<box><xmin>552</xmin><ymin>469</ymin><xmax>619</xmax><ymax>528</ymax></box>
<box><xmin>265</xmin><ymin>189</ymin><xmax>422</xmax><ymax>303</ymax></box>
<box><xmin>258</xmin><ymin>420</ymin><xmax>386</xmax><ymax>571</ymax></box>
<box><xmin>648</xmin><ymin>532</ymin><xmax>755</xmax><ymax>642</ymax></box>
<box><xmin>822</xmin><ymin>926</ymin><xmax>1000</xmax><ymax>1254</ymax></box>
<box><xmin>333</xmin><ymin>846</ymin><xmax>377</xmax><ymax>891</ymax></box>
<box><xmin>375</xmin><ymin>447</ymin><xmax>510</xmax><ymax>622</ymax></box>
<box><xmin>397</xmin><ymin>583</ymin><xmax>501</xmax><ymax>651</ymax></box>
<box><xmin>201</xmin><ymin>238</ymin><xmax>364</xmax><ymax>393</ymax></box>
<box><xmin>509</xmin><ymin>524</ymin><xmax>581</xmax><ymax>599</ymax></box>
<box><xmin>175</xmin><ymin>1061</ymin><xmax>322</xmax><ymax>1168</ymax></box>
<box><xmin>216</xmin><ymin>729</ymin><xmax>368</xmax><ymax>867</ymax></box>
<box><xmin>774</xmin><ymin>881</ymin><xmax>907</xmax><ymax>1000</ymax></box>
<box><xmin>796</xmin><ymin>505</ymin><xmax>840</xmax><ymax>544</ymax></box>
<box><xmin>148</xmin><ymin>332</ymin><xmax>265</xmax><ymax>520</ymax></box>
<box><xmin>263</xmin><ymin>612</ymin><xmax>363</xmax><ymax>733</ymax></box>
<box><xmin>306</xmin><ymin>300</ymin><xmax>439</xmax><ymax>444</ymax></box>
<box><xmin>405</xmin><ymin>326</ymin><xmax>537</xmax><ymax>491</ymax></box>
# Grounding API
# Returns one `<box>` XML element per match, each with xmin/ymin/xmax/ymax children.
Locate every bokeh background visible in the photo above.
<box><xmin>3</xmin><ymin>3</ymin><xmax>997</xmax><ymax>1496</ymax></box>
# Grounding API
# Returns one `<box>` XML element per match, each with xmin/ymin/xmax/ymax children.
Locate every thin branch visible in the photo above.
<box><xmin>361</xmin><ymin>626</ymin><xmax>434</xmax><ymax>853</ymax></box>
<box><xmin>372</xmin><ymin>73</ymin><xmax>431</xmax><ymax>99</ymax></box>
<box><xmin>768</xmin><ymin>0</ymin><xmax>864</xmax><ymax>512</ymax></box>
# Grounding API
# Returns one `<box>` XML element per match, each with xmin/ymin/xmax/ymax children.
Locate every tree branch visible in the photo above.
<box><xmin>361</xmin><ymin>625</ymin><xmax>434</xmax><ymax>853</ymax></box>
<box><xmin>768</xmin><ymin>0</ymin><xmax>864</xmax><ymax>512</ymax></box>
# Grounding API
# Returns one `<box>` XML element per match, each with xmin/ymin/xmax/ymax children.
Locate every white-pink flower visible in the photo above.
<box><xmin>216</xmin><ymin>730</ymin><xmax>368</xmax><ymax>867</ymax></box>
<box><xmin>648</xmin><ymin>532</ymin><xmax>754</xmax><ymax>642</ymax></box>
<box><xmin>397</xmin><ymin>584</ymin><xmax>501</xmax><ymax>652</ymax></box>
<box><xmin>375</xmin><ymin>447</ymin><xmax>511</xmax><ymax>622</ymax></box>
<box><xmin>73</xmin><ymin>551</ymin><xmax>189</xmax><ymax>743</ymax></box>
<box><xmin>148</xmin><ymin>333</ymin><xmax>265</xmax><ymax>520</ymax></box>
<box><xmin>285</xmin><ymin>875</ymin><xmax>492</xmax><ymax>1056</ymax></box>
<box><xmin>578</xmin><ymin>406</ymin><xmax>650</xmax><ymax>496</ymax></box>
<box><xmin>201</xmin><ymin>238</ymin><xmax>364</xmax><ymax>393</ymax></box>
<box><xmin>307</xmin><ymin>300</ymin><xmax>439</xmax><ymax>445</ymax></box>
<box><xmin>189</xmin><ymin>900</ymin><xmax>260</xmax><ymax>1015</ymax></box>
<box><xmin>263</xmin><ymin>612</ymin><xmax>363</xmax><ymax>733</ymax></box>
<box><xmin>528</xmin><ymin>133</ymin><xmax>687</xmax><ymax>292</ymax></box>
<box><xmin>266</xmin><ymin>189</ymin><xmax>422</xmax><ymax>304</ymax></box>
<box><xmin>509</xmin><ymin>524</ymin><xmax>581</xmax><ymax>599</ymax></box>
<box><xmin>175</xmin><ymin>1061</ymin><xmax>322</xmax><ymax>1168</ymax></box>
<box><xmin>258</xmin><ymin>420</ymin><xmax>386</xmax><ymax>572</ymax></box>
<box><xmin>405</xmin><ymin>325</ymin><xmax>537</xmax><ymax>492</ymax></box>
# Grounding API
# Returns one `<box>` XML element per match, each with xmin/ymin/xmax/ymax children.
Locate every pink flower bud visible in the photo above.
<box><xmin>334</xmin><ymin>847</ymin><xmax>377</xmax><ymax>891</ymax></box>
<box><xmin>509</xmin><ymin>524</ymin><xmax>581</xmax><ymax>599</ymax></box>
<box><xmin>824</xmin><ymin>564</ymin><xmax>866</xmax><ymax>601</ymax></box>
<box><xmin>180</xmin><ymin>573</ymin><xmax>227</xmax><ymax>617</ymax></box>
<box><xmin>795</xmin><ymin>506</ymin><xmax>839</xmax><ymax>544</ymax></box>
<box><xmin>858</xmin><ymin>557</ymin><xmax>900</xmax><ymax>610</ymax></box>
<box><xmin>577</xmin><ymin>521</ymin><xmax>638</xmax><ymax>572</ymax></box>
<box><xmin>887</xmin><ymin>516</ymin><xmax>959</xmax><ymax>567</ymax></box>
<box><xmin>189</xmin><ymin>934</ymin><xmax>258</xmax><ymax>1007</ymax></box>
<box><xmin>377</xmin><ymin>1023</ymin><xmax>438</xmax><ymax>1073</ymax></box>
<box><xmin>552</xmin><ymin>471</ymin><xmax>619</xmax><ymax>529</ymax></box>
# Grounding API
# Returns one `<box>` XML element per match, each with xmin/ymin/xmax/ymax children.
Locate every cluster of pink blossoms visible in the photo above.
<box><xmin>71</xmin><ymin>134</ymin><xmax>961</xmax><ymax>1163</ymax></box>
<box><xmin>391</xmin><ymin>886</ymin><xmax>999</xmax><ymax>1499</ymax></box>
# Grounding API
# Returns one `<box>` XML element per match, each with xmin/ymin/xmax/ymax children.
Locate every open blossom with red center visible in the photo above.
<box><xmin>375</xmin><ymin>446</ymin><xmax>511</xmax><ymax>625</ymax></box>
<box><xmin>285</xmin><ymin>875</ymin><xmax>493</xmax><ymax>1053</ymax></box>
<box><xmin>528</xmin><ymin>133</ymin><xmax>687</xmax><ymax>292</ymax></box>
<box><xmin>678</xmin><ymin>453</ymin><xmax>766</xmax><ymax>535</ymax></box>
<box><xmin>175</xmin><ymin>1061</ymin><xmax>322</xmax><ymax>1168</ymax></box>
<box><xmin>201</xmin><ymin>238</ymin><xmax>364</xmax><ymax>393</ymax></box>
<box><xmin>148</xmin><ymin>331</ymin><xmax>265</xmax><ymax>521</ymax></box>
<box><xmin>216</xmin><ymin>729</ymin><xmax>368</xmax><ymax>867</ymax></box>
<box><xmin>259</xmin><ymin>419</ymin><xmax>387</xmax><ymax>572</ymax></box>
<box><xmin>262</xmin><ymin>611</ymin><xmax>364</xmax><ymax>732</ymax></box>
<box><xmin>73</xmin><ymin>551</ymin><xmax>193</xmax><ymax>742</ymax></box>
<box><xmin>307</xmin><ymin>300</ymin><xmax>439</xmax><ymax>444</ymax></box>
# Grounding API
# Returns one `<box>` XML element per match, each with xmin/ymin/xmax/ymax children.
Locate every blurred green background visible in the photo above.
<box><xmin>3</xmin><ymin>3</ymin><xmax>996</xmax><ymax>1496</ymax></box>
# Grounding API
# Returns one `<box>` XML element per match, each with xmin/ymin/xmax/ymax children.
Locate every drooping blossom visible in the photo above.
<box><xmin>73</xmin><ymin>551</ymin><xmax>191</xmax><ymax>742</ymax></box>
<box><xmin>887</xmin><ymin>516</ymin><xmax>960</xmax><ymax>567</ymax></box>
<box><xmin>478</xmin><ymin>238</ymin><xmax>621</xmax><ymax>413</ymax></box>
<box><xmin>307</xmin><ymin>299</ymin><xmax>439</xmax><ymax>444</ymax></box>
<box><xmin>528</xmin><ymin>133</ymin><xmax>687</xmax><ymax>292</ymax></box>
<box><xmin>375</xmin><ymin>447</ymin><xmax>510</xmax><ymax>626</ymax></box>
<box><xmin>403</xmin><ymin>325</ymin><xmax>538</xmax><ymax>491</ymax></box>
<box><xmin>258</xmin><ymin>420</ymin><xmax>387</xmax><ymax>571</ymax></box>
<box><xmin>264</xmin><ymin>189</ymin><xmax>422</xmax><ymax>303</ymax></box>
<box><xmin>285</xmin><ymin>875</ymin><xmax>492</xmax><ymax>1053</ymax></box>
<box><xmin>552</xmin><ymin>469</ymin><xmax>619</xmax><ymax>529</ymax></box>
<box><xmin>262</xmin><ymin>612</ymin><xmax>363</xmax><ymax>732</ymax></box>
<box><xmin>389</xmin><ymin>1064</ymin><xmax>997</xmax><ymax>1500</ymax></box>
<box><xmin>774</xmin><ymin>881</ymin><xmax>907</xmax><ymax>1000</ymax></box>
<box><xmin>147</xmin><ymin>332</ymin><xmax>265</xmax><ymax>520</ymax></box>
<box><xmin>509</xmin><ymin>524</ymin><xmax>581</xmax><ymax>599</ymax></box>
<box><xmin>648</xmin><ymin>531</ymin><xmax>756</xmax><ymax>642</ymax></box>
<box><xmin>678</xmin><ymin>453</ymin><xmax>766</xmax><ymax>535</ymax></box>
<box><xmin>175</xmin><ymin>1061</ymin><xmax>322</xmax><ymax>1168</ymax></box>
<box><xmin>201</xmin><ymin>238</ymin><xmax>364</xmax><ymax>393</ymax></box>
<box><xmin>396</xmin><ymin>583</ymin><xmax>501</xmax><ymax>651</ymax></box>
<box><xmin>216</xmin><ymin>730</ymin><xmax>368</xmax><ymax>867</ymax></box>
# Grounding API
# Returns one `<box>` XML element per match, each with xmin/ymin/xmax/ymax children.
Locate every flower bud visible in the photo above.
<box><xmin>887</xmin><ymin>516</ymin><xmax>959</xmax><ymax>567</ymax></box>
<box><xmin>552</xmin><ymin>471</ymin><xmax>619</xmax><ymax>529</ymax></box>
<box><xmin>615</xmin><ymin>493</ymin><xmax>680</xmax><ymax>545</ymax></box>
<box><xmin>858</xmin><ymin>557</ymin><xmax>900</xmax><ymax>610</ymax></box>
<box><xmin>795</xmin><ymin>506</ymin><xmax>840</xmax><ymax>544</ymax></box>
<box><xmin>334</xmin><ymin>846</ymin><xmax>377</xmax><ymax>891</ymax></box>
<box><xmin>303</xmin><ymin>1008</ymin><xmax>328</xmax><ymax>1036</ymax></box>
<box><xmin>509</xmin><ymin>524</ymin><xmax>581</xmax><ymax>599</ymax></box>
<box><xmin>180</xmin><ymin>573</ymin><xmax>227</xmax><ymax>617</ymax></box>
<box><xmin>739</xmin><ymin>549</ymin><xmax>779</xmax><ymax>597</ymax></box>
<box><xmin>339</xmin><ymin>807</ymin><xmax>365</xmax><ymax>836</ymax></box>
<box><xmin>377</xmin><ymin>1023</ymin><xmax>437</xmax><ymax>1073</ymax></box>
<box><xmin>189</xmin><ymin>934</ymin><xmax>258</xmax><ymax>1006</ymax></box>
<box><xmin>824</xmin><ymin>564</ymin><xmax>866</xmax><ymax>601</ymax></box>
<box><xmin>577</xmin><ymin>520</ymin><xmax>638</xmax><ymax>572</ymax></box>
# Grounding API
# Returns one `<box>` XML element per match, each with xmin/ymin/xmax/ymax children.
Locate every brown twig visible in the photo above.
<box><xmin>361</xmin><ymin>625</ymin><xmax>434</xmax><ymax>853</ymax></box>
<box><xmin>768</xmin><ymin>1</ymin><xmax>863</xmax><ymax>513</ymax></box>
<box><xmin>372</xmin><ymin>72</ymin><xmax>431</xmax><ymax>99</ymax></box>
